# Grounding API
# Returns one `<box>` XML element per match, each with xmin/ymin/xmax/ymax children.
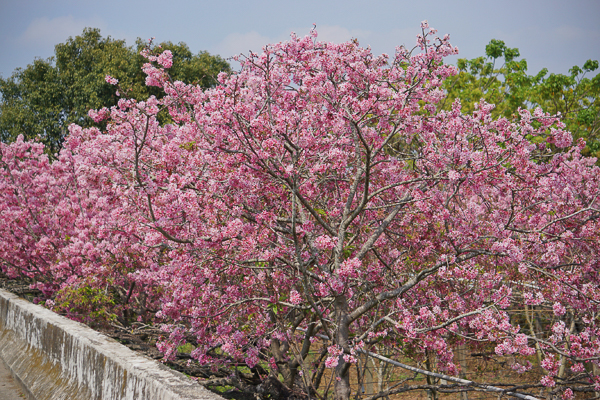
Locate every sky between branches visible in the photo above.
<box><xmin>0</xmin><ymin>0</ymin><xmax>599</xmax><ymax>79</ymax></box>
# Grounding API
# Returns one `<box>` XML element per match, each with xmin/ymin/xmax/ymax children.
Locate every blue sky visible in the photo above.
<box><xmin>1</xmin><ymin>0</ymin><xmax>599</xmax><ymax>79</ymax></box>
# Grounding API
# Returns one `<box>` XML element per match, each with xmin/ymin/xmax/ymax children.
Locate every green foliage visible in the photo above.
<box><xmin>177</xmin><ymin>343</ymin><xmax>195</xmax><ymax>354</ymax></box>
<box><xmin>441</xmin><ymin>40</ymin><xmax>600</xmax><ymax>160</ymax></box>
<box><xmin>0</xmin><ymin>59</ymin><xmax>64</xmax><ymax>154</ymax></box>
<box><xmin>53</xmin><ymin>283</ymin><xmax>117</xmax><ymax>327</ymax></box>
<box><xmin>0</xmin><ymin>28</ymin><xmax>231</xmax><ymax>156</ymax></box>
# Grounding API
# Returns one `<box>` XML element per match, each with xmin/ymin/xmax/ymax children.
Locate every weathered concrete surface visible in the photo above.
<box><xmin>0</xmin><ymin>357</ymin><xmax>25</xmax><ymax>399</ymax></box>
<box><xmin>0</xmin><ymin>289</ymin><xmax>222</xmax><ymax>400</ymax></box>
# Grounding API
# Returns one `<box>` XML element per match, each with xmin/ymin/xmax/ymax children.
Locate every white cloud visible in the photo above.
<box><xmin>17</xmin><ymin>15</ymin><xmax>106</xmax><ymax>48</ymax></box>
<box><xmin>214</xmin><ymin>31</ymin><xmax>277</xmax><ymax>59</ymax></box>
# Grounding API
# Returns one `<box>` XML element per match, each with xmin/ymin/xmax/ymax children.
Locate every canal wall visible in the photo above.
<box><xmin>0</xmin><ymin>288</ymin><xmax>222</xmax><ymax>400</ymax></box>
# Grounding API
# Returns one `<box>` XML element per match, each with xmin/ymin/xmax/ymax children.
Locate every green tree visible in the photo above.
<box><xmin>0</xmin><ymin>28</ymin><xmax>231</xmax><ymax>155</ymax></box>
<box><xmin>441</xmin><ymin>39</ymin><xmax>600</xmax><ymax>159</ymax></box>
<box><xmin>0</xmin><ymin>59</ymin><xmax>64</xmax><ymax>153</ymax></box>
<box><xmin>533</xmin><ymin>59</ymin><xmax>600</xmax><ymax>158</ymax></box>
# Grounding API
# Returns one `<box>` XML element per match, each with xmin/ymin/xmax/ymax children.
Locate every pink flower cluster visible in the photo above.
<box><xmin>1</xmin><ymin>26</ymin><xmax>599</xmax><ymax>395</ymax></box>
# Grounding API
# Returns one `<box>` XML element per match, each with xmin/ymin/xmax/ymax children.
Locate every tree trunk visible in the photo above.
<box><xmin>359</xmin><ymin>353</ymin><xmax>375</xmax><ymax>396</ymax></box>
<box><xmin>425</xmin><ymin>350</ymin><xmax>438</xmax><ymax>400</ymax></box>
<box><xmin>365</xmin><ymin>356</ymin><xmax>374</xmax><ymax>396</ymax></box>
<box><xmin>270</xmin><ymin>338</ymin><xmax>293</xmax><ymax>387</ymax></box>
<box><xmin>376</xmin><ymin>345</ymin><xmax>386</xmax><ymax>393</ymax></box>
<box><xmin>457</xmin><ymin>343</ymin><xmax>469</xmax><ymax>400</ymax></box>
<box><xmin>334</xmin><ymin>295</ymin><xmax>351</xmax><ymax>400</ymax></box>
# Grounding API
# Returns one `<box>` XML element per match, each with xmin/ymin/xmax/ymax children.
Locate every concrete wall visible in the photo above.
<box><xmin>0</xmin><ymin>288</ymin><xmax>223</xmax><ymax>400</ymax></box>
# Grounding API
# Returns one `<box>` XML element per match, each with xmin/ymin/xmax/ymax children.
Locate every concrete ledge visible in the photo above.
<box><xmin>0</xmin><ymin>288</ymin><xmax>222</xmax><ymax>400</ymax></box>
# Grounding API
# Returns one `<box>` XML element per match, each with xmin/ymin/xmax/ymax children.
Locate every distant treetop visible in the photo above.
<box><xmin>0</xmin><ymin>27</ymin><xmax>231</xmax><ymax>156</ymax></box>
<box><xmin>441</xmin><ymin>39</ymin><xmax>599</xmax><ymax>160</ymax></box>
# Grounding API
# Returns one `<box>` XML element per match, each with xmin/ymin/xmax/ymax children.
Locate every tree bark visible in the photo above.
<box><xmin>334</xmin><ymin>295</ymin><xmax>352</xmax><ymax>400</ymax></box>
<box><xmin>457</xmin><ymin>343</ymin><xmax>469</xmax><ymax>400</ymax></box>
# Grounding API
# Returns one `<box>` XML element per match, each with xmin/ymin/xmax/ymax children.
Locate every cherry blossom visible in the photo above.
<box><xmin>1</xmin><ymin>26</ymin><xmax>599</xmax><ymax>399</ymax></box>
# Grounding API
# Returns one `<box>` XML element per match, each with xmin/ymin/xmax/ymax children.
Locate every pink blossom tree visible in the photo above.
<box><xmin>0</xmin><ymin>134</ymin><xmax>163</xmax><ymax>323</ymax></box>
<box><xmin>2</xmin><ymin>25</ymin><xmax>600</xmax><ymax>400</ymax></box>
